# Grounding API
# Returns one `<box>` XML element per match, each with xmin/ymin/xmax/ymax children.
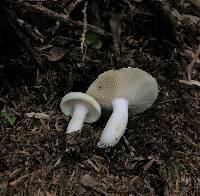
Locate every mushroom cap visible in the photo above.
<box><xmin>60</xmin><ymin>92</ymin><xmax>101</xmax><ymax>123</ymax></box>
<box><xmin>86</xmin><ymin>67</ymin><xmax>158</xmax><ymax>114</ymax></box>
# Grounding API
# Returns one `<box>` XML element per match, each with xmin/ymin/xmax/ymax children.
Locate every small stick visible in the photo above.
<box><xmin>86</xmin><ymin>159</ymin><xmax>100</xmax><ymax>172</ymax></box>
<box><xmin>0</xmin><ymin>97</ymin><xmax>6</xmax><ymax>103</ymax></box>
<box><xmin>179</xmin><ymin>79</ymin><xmax>200</xmax><ymax>87</ymax></box>
<box><xmin>9</xmin><ymin>174</ymin><xmax>28</xmax><ymax>186</ymax></box>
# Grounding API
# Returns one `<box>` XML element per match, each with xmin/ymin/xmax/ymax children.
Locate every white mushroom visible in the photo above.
<box><xmin>86</xmin><ymin>67</ymin><xmax>158</xmax><ymax>148</ymax></box>
<box><xmin>60</xmin><ymin>92</ymin><xmax>101</xmax><ymax>133</ymax></box>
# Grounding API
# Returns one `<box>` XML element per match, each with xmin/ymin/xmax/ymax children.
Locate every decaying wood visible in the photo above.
<box><xmin>190</xmin><ymin>0</ymin><xmax>200</xmax><ymax>11</ymax></box>
<box><xmin>148</xmin><ymin>0</ymin><xmax>200</xmax><ymax>39</ymax></box>
<box><xmin>147</xmin><ymin>0</ymin><xmax>180</xmax><ymax>38</ymax></box>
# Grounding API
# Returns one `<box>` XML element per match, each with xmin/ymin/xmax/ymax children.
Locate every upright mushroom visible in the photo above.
<box><xmin>60</xmin><ymin>92</ymin><xmax>101</xmax><ymax>133</ymax></box>
<box><xmin>86</xmin><ymin>67</ymin><xmax>158</xmax><ymax>148</ymax></box>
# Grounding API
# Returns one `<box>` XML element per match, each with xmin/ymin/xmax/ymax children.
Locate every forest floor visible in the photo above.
<box><xmin>0</xmin><ymin>0</ymin><xmax>200</xmax><ymax>195</ymax></box>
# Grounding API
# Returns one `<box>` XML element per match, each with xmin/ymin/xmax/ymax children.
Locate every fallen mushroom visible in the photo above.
<box><xmin>87</xmin><ymin>67</ymin><xmax>158</xmax><ymax>148</ymax></box>
<box><xmin>60</xmin><ymin>92</ymin><xmax>101</xmax><ymax>133</ymax></box>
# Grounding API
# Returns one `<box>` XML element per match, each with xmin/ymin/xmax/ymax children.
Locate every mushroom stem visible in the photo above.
<box><xmin>67</xmin><ymin>103</ymin><xmax>88</xmax><ymax>133</ymax></box>
<box><xmin>97</xmin><ymin>98</ymin><xmax>129</xmax><ymax>148</ymax></box>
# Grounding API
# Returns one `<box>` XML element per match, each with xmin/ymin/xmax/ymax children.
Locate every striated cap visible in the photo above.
<box><xmin>60</xmin><ymin>92</ymin><xmax>101</xmax><ymax>123</ymax></box>
<box><xmin>86</xmin><ymin>67</ymin><xmax>158</xmax><ymax>114</ymax></box>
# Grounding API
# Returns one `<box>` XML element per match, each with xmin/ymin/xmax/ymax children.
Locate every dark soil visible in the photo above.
<box><xmin>0</xmin><ymin>0</ymin><xmax>200</xmax><ymax>195</ymax></box>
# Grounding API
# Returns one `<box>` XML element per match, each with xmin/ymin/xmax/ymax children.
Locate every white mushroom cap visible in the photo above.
<box><xmin>87</xmin><ymin>67</ymin><xmax>158</xmax><ymax>148</ymax></box>
<box><xmin>60</xmin><ymin>92</ymin><xmax>101</xmax><ymax>123</ymax></box>
<box><xmin>86</xmin><ymin>67</ymin><xmax>158</xmax><ymax>114</ymax></box>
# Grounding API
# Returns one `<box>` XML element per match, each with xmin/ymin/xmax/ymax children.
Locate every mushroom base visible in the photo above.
<box><xmin>97</xmin><ymin>98</ymin><xmax>129</xmax><ymax>148</ymax></box>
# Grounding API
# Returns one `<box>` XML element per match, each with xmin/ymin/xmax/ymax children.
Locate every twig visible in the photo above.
<box><xmin>80</xmin><ymin>1</ymin><xmax>88</xmax><ymax>56</ymax></box>
<box><xmin>179</xmin><ymin>43</ymin><xmax>200</xmax><ymax>87</ymax></box>
<box><xmin>187</xmin><ymin>44</ymin><xmax>200</xmax><ymax>81</ymax></box>
<box><xmin>122</xmin><ymin>0</ymin><xmax>135</xmax><ymax>13</ymax></box>
<box><xmin>86</xmin><ymin>159</ymin><xmax>100</xmax><ymax>172</ymax></box>
<box><xmin>179</xmin><ymin>79</ymin><xmax>200</xmax><ymax>87</ymax></box>
<box><xmin>0</xmin><ymin>97</ymin><xmax>6</xmax><ymax>104</ymax></box>
<box><xmin>64</xmin><ymin>0</ymin><xmax>84</xmax><ymax>15</ymax></box>
<box><xmin>6</xmin><ymin>0</ymin><xmax>111</xmax><ymax>36</ymax></box>
<box><xmin>9</xmin><ymin>174</ymin><xmax>28</xmax><ymax>186</ymax></box>
<box><xmin>69</xmin><ymin>170</ymin><xmax>76</xmax><ymax>182</ymax></box>
<box><xmin>17</xmin><ymin>18</ymin><xmax>44</xmax><ymax>43</ymax></box>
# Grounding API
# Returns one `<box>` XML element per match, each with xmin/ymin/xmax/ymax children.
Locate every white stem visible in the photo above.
<box><xmin>97</xmin><ymin>98</ymin><xmax>129</xmax><ymax>148</ymax></box>
<box><xmin>67</xmin><ymin>103</ymin><xmax>88</xmax><ymax>133</ymax></box>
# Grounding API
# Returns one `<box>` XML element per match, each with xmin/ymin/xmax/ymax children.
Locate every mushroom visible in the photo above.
<box><xmin>86</xmin><ymin>67</ymin><xmax>158</xmax><ymax>148</ymax></box>
<box><xmin>60</xmin><ymin>92</ymin><xmax>101</xmax><ymax>133</ymax></box>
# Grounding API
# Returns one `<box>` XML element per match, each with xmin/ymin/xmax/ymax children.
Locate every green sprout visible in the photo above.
<box><xmin>85</xmin><ymin>31</ymin><xmax>102</xmax><ymax>49</ymax></box>
<box><xmin>1</xmin><ymin>111</ymin><xmax>16</xmax><ymax>125</ymax></box>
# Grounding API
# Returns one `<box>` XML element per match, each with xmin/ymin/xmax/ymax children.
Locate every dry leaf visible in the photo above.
<box><xmin>47</xmin><ymin>47</ymin><xmax>65</xmax><ymax>62</ymax></box>
<box><xmin>81</xmin><ymin>174</ymin><xmax>98</xmax><ymax>187</ymax></box>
